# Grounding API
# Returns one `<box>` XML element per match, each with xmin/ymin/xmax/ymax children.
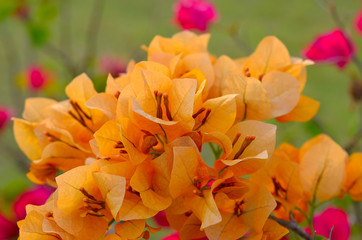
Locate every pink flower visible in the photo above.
<box><xmin>0</xmin><ymin>107</ymin><xmax>12</xmax><ymax>131</ymax></box>
<box><xmin>99</xmin><ymin>56</ymin><xmax>126</xmax><ymax>78</ymax></box>
<box><xmin>0</xmin><ymin>213</ymin><xmax>18</xmax><ymax>240</ymax></box>
<box><xmin>306</xmin><ymin>207</ymin><xmax>350</xmax><ymax>240</ymax></box>
<box><xmin>26</xmin><ymin>65</ymin><xmax>51</xmax><ymax>91</ymax></box>
<box><xmin>174</xmin><ymin>0</ymin><xmax>218</xmax><ymax>32</ymax></box>
<box><xmin>161</xmin><ymin>232</ymin><xmax>208</xmax><ymax>240</ymax></box>
<box><xmin>303</xmin><ymin>29</ymin><xmax>355</xmax><ymax>69</ymax></box>
<box><xmin>153</xmin><ymin>211</ymin><xmax>170</xmax><ymax>227</ymax></box>
<box><xmin>13</xmin><ymin>185</ymin><xmax>54</xmax><ymax>220</ymax></box>
<box><xmin>162</xmin><ymin>232</ymin><xmax>179</xmax><ymax>240</ymax></box>
<box><xmin>355</xmin><ymin>10</ymin><xmax>362</xmax><ymax>35</ymax></box>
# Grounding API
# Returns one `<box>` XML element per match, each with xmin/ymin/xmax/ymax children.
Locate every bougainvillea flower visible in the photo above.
<box><xmin>173</xmin><ymin>0</ymin><xmax>218</xmax><ymax>32</ymax></box>
<box><xmin>214</xmin><ymin>120</ymin><xmax>276</xmax><ymax>176</ymax></box>
<box><xmin>0</xmin><ymin>213</ymin><xmax>18</xmax><ymax>240</ymax></box>
<box><xmin>99</xmin><ymin>56</ymin><xmax>126</xmax><ymax>78</ymax></box>
<box><xmin>26</xmin><ymin>65</ymin><xmax>52</xmax><ymax>91</ymax></box>
<box><xmin>303</xmin><ymin>29</ymin><xmax>355</xmax><ymax>69</ymax></box>
<box><xmin>239</xmin><ymin>36</ymin><xmax>318</xmax><ymax>121</ymax></box>
<box><xmin>299</xmin><ymin>134</ymin><xmax>348</xmax><ymax>201</ymax></box>
<box><xmin>13</xmin><ymin>185</ymin><xmax>54</xmax><ymax>220</ymax></box>
<box><xmin>344</xmin><ymin>152</ymin><xmax>362</xmax><ymax>200</ymax></box>
<box><xmin>169</xmin><ymin>146</ymin><xmax>221</xmax><ymax>229</ymax></box>
<box><xmin>260</xmin><ymin>219</ymin><xmax>288</xmax><ymax>240</ymax></box>
<box><xmin>18</xmin><ymin>199</ymin><xmax>75</xmax><ymax>240</ymax></box>
<box><xmin>355</xmin><ymin>10</ymin><xmax>362</xmax><ymax>35</ymax></box>
<box><xmin>204</xmin><ymin>180</ymin><xmax>276</xmax><ymax>240</ymax></box>
<box><xmin>251</xmin><ymin>143</ymin><xmax>307</xmax><ymax>222</ymax></box>
<box><xmin>144</xmin><ymin>31</ymin><xmax>215</xmax><ymax>93</ymax></box>
<box><xmin>0</xmin><ymin>106</ymin><xmax>12</xmax><ymax>131</ymax></box>
<box><xmin>305</xmin><ymin>207</ymin><xmax>350</xmax><ymax>240</ymax></box>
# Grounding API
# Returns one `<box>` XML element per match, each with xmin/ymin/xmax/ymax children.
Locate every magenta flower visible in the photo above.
<box><xmin>162</xmin><ymin>232</ymin><xmax>179</xmax><ymax>240</ymax></box>
<box><xmin>161</xmin><ymin>232</ymin><xmax>208</xmax><ymax>240</ymax></box>
<box><xmin>0</xmin><ymin>185</ymin><xmax>54</xmax><ymax>239</ymax></box>
<box><xmin>303</xmin><ymin>29</ymin><xmax>355</xmax><ymax>69</ymax></box>
<box><xmin>0</xmin><ymin>213</ymin><xmax>18</xmax><ymax>240</ymax></box>
<box><xmin>306</xmin><ymin>207</ymin><xmax>350</xmax><ymax>240</ymax></box>
<box><xmin>153</xmin><ymin>211</ymin><xmax>170</xmax><ymax>227</ymax></box>
<box><xmin>0</xmin><ymin>107</ymin><xmax>12</xmax><ymax>131</ymax></box>
<box><xmin>174</xmin><ymin>0</ymin><xmax>218</xmax><ymax>32</ymax></box>
<box><xmin>355</xmin><ymin>10</ymin><xmax>362</xmax><ymax>35</ymax></box>
<box><xmin>99</xmin><ymin>56</ymin><xmax>126</xmax><ymax>78</ymax></box>
<box><xmin>26</xmin><ymin>65</ymin><xmax>51</xmax><ymax>91</ymax></box>
<box><xmin>13</xmin><ymin>185</ymin><xmax>54</xmax><ymax>220</ymax></box>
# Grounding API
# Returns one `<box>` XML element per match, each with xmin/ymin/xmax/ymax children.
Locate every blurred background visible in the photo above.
<box><xmin>0</xmin><ymin>0</ymin><xmax>361</xmax><ymax>239</ymax></box>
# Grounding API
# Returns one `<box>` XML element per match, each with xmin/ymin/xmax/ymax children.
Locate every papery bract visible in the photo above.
<box><xmin>173</xmin><ymin>0</ymin><xmax>218</xmax><ymax>32</ymax></box>
<box><xmin>303</xmin><ymin>29</ymin><xmax>355</xmax><ymax>69</ymax></box>
<box><xmin>344</xmin><ymin>152</ymin><xmax>362</xmax><ymax>200</ymax></box>
<box><xmin>299</xmin><ymin>134</ymin><xmax>347</xmax><ymax>201</ymax></box>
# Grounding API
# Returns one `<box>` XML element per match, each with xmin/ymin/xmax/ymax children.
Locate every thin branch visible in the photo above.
<box><xmin>42</xmin><ymin>43</ymin><xmax>78</xmax><ymax>76</ymax></box>
<box><xmin>269</xmin><ymin>215</ymin><xmax>313</xmax><ymax>240</ymax></box>
<box><xmin>81</xmin><ymin>0</ymin><xmax>105</xmax><ymax>72</ymax></box>
<box><xmin>0</xmin><ymin>26</ymin><xmax>23</xmax><ymax>109</ymax></box>
<box><xmin>325</xmin><ymin>1</ymin><xmax>362</xmax><ymax>76</ymax></box>
<box><xmin>353</xmin><ymin>201</ymin><xmax>362</xmax><ymax>240</ymax></box>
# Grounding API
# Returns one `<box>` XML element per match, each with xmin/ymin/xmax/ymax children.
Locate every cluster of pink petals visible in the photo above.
<box><xmin>355</xmin><ymin>10</ymin><xmax>362</xmax><ymax>35</ymax></box>
<box><xmin>26</xmin><ymin>65</ymin><xmax>51</xmax><ymax>91</ymax></box>
<box><xmin>174</xmin><ymin>0</ymin><xmax>218</xmax><ymax>32</ymax></box>
<box><xmin>99</xmin><ymin>56</ymin><xmax>126</xmax><ymax>78</ymax></box>
<box><xmin>0</xmin><ymin>186</ymin><xmax>54</xmax><ymax>240</ymax></box>
<box><xmin>0</xmin><ymin>107</ymin><xmax>12</xmax><ymax>131</ymax></box>
<box><xmin>305</xmin><ymin>207</ymin><xmax>350</xmax><ymax>240</ymax></box>
<box><xmin>303</xmin><ymin>29</ymin><xmax>355</xmax><ymax>69</ymax></box>
<box><xmin>161</xmin><ymin>232</ymin><xmax>208</xmax><ymax>240</ymax></box>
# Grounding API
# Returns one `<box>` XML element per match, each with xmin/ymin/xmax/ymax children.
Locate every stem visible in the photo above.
<box><xmin>324</xmin><ymin>1</ymin><xmax>362</xmax><ymax>76</ymax></box>
<box><xmin>353</xmin><ymin>201</ymin><xmax>362</xmax><ymax>240</ymax></box>
<box><xmin>81</xmin><ymin>0</ymin><xmax>105</xmax><ymax>72</ymax></box>
<box><xmin>345</xmin><ymin>103</ymin><xmax>362</xmax><ymax>153</ymax></box>
<box><xmin>42</xmin><ymin>43</ymin><xmax>78</xmax><ymax>77</ymax></box>
<box><xmin>269</xmin><ymin>214</ymin><xmax>313</xmax><ymax>240</ymax></box>
<box><xmin>0</xmin><ymin>26</ymin><xmax>23</xmax><ymax>110</ymax></box>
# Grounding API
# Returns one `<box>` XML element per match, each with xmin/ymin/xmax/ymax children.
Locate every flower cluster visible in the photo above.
<box><xmin>14</xmin><ymin>31</ymin><xmax>359</xmax><ymax>240</ymax></box>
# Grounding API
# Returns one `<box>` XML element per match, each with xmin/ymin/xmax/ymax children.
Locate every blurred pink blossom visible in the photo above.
<box><xmin>355</xmin><ymin>10</ymin><xmax>362</xmax><ymax>35</ymax></box>
<box><xmin>161</xmin><ymin>232</ymin><xmax>208</xmax><ymax>240</ymax></box>
<box><xmin>99</xmin><ymin>56</ymin><xmax>126</xmax><ymax>78</ymax></box>
<box><xmin>153</xmin><ymin>211</ymin><xmax>170</xmax><ymax>227</ymax></box>
<box><xmin>0</xmin><ymin>213</ymin><xmax>18</xmax><ymax>240</ymax></box>
<box><xmin>0</xmin><ymin>185</ymin><xmax>54</xmax><ymax>239</ymax></box>
<box><xmin>162</xmin><ymin>232</ymin><xmax>179</xmax><ymax>240</ymax></box>
<box><xmin>0</xmin><ymin>107</ymin><xmax>12</xmax><ymax>131</ymax></box>
<box><xmin>13</xmin><ymin>185</ymin><xmax>54</xmax><ymax>220</ymax></box>
<box><xmin>174</xmin><ymin>0</ymin><xmax>218</xmax><ymax>32</ymax></box>
<box><xmin>305</xmin><ymin>207</ymin><xmax>350</xmax><ymax>240</ymax></box>
<box><xmin>26</xmin><ymin>65</ymin><xmax>51</xmax><ymax>91</ymax></box>
<box><xmin>303</xmin><ymin>29</ymin><xmax>355</xmax><ymax>69</ymax></box>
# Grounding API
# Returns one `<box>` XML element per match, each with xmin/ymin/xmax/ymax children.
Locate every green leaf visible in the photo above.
<box><xmin>0</xmin><ymin>0</ymin><xmax>18</xmax><ymax>22</ymax></box>
<box><xmin>35</xmin><ymin>2</ymin><xmax>57</xmax><ymax>22</ymax></box>
<box><xmin>26</xmin><ymin>22</ymin><xmax>49</xmax><ymax>46</ymax></box>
